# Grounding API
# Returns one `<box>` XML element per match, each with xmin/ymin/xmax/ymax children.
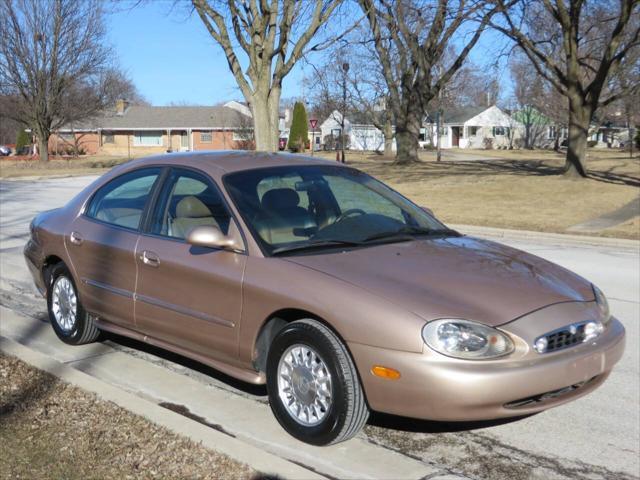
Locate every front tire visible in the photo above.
<box><xmin>47</xmin><ymin>263</ymin><xmax>100</xmax><ymax>345</ymax></box>
<box><xmin>266</xmin><ymin>319</ymin><xmax>369</xmax><ymax>445</ymax></box>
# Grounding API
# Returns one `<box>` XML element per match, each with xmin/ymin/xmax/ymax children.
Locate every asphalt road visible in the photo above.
<box><xmin>1</xmin><ymin>175</ymin><xmax>638</xmax><ymax>480</ymax></box>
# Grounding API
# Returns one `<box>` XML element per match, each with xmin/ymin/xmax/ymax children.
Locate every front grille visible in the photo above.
<box><xmin>533</xmin><ymin>319</ymin><xmax>603</xmax><ymax>354</ymax></box>
<box><xmin>545</xmin><ymin>325</ymin><xmax>587</xmax><ymax>352</ymax></box>
<box><xmin>505</xmin><ymin>376</ymin><xmax>598</xmax><ymax>409</ymax></box>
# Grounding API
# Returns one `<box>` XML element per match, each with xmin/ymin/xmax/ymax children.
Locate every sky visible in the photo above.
<box><xmin>106</xmin><ymin>2</ymin><xmax>512</xmax><ymax>107</ymax></box>
<box><xmin>106</xmin><ymin>2</ymin><xmax>306</xmax><ymax>106</ymax></box>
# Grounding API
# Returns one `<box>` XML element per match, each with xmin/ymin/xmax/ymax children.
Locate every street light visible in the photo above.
<box><xmin>340</xmin><ymin>62</ymin><xmax>349</xmax><ymax>163</ymax></box>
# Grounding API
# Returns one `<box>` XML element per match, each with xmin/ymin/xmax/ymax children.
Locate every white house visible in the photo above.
<box><xmin>319</xmin><ymin>111</ymin><xmax>395</xmax><ymax>152</ymax></box>
<box><xmin>319</xmin><ymin>106</ymin><xmax>523</xmax><ymax>152</ymax></box>
<box><xmin>421</xmin><ymin>105</ymin><xmax>524</xmax><ymax>149</ymax></box>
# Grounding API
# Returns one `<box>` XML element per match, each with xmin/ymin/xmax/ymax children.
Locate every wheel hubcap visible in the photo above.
<box><xmin>51</xmin><ymin>276</ymin><xmax>77</xmax><ymax>332</ymax></box>
<box><xmin>277</xmin><ymin>344</ymin><xmax>333</xmax><ymax>426</ymax></box>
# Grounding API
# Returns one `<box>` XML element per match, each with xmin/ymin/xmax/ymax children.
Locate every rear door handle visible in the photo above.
<box><xmin>140</xmin><ymin>250</ymin><xmax>160</xmax><ymax>268</ymax></box>
<box><xmin>69</xmin><ymin>231</ymin><xmax>83</xmax><ymax>245</ymax></box>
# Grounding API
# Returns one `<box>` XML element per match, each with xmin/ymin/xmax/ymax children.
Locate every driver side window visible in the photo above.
<box><xmin>325</xmin><ymin>175</ymin><xmax>405</xmax><ymax>223</ymax></box>
<box><xmin>149</xmin><ymin>169</ymin><xmax>231</xmax><ymax>240</ymax></box>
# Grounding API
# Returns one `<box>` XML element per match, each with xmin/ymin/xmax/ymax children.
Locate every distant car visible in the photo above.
<box><xmin>24</xmin><ymin>151</ymin><xmax>625</xmax><ymax>445</ymax></box>
<box><xmin>0</xmin><ymin>145</ymin><xmax>12</xmax><ymax>156</ymax></box>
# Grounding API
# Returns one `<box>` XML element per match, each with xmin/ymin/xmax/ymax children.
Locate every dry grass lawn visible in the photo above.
<box><xmin>0</xmin><ymin>353</ymin><xmax>256</xmax><ymax>480</ymax></box>
<box><xmin>318</xmin><ymin>149</ymin><xmax>640</xmax><ymax>240</ymax></box>
<box><xmin>0</xmin><ymin>155</ymin><xmax>132</xmax><ymax>179</ymax></box>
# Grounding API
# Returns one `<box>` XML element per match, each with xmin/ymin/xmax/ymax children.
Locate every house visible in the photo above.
<box><xmin>589</xmin><ymin>117</ymin><xmax>630</xmax><ymax>148</ymax></box>
<box><xmin>422</xmin><ymin>105</ymin><xmax>524</xmax><ymax>149</ymax></box>
<box><xmin>319</xmin><ymin>111</ymin><xmax>395</xmax><ymax>152</ymax></box>
<box><xmin>49</xmin><ymin>100</ymin><xmax>254</xmax><ymax>156</ymax></box>
<box><xmin>319</xmin><ymin>105</ymin><xmax>524</xmax><ymax>152</ymax></box>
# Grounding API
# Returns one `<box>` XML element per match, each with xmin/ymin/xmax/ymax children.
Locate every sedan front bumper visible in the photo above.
<box><xmin>349</xmin><ymin>313</ymin><xmax>625</xmax><ymax>421</ymax></box>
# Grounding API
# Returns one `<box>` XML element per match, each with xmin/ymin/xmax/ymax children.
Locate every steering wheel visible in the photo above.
<box><xmin>334</xmin><ymin>208</ymin><xmax>367</xmax><ymax>223</ymax></box>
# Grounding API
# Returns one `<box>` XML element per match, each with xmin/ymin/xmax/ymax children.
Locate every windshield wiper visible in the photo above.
<box><xmin>271</xmin><ymin>239</ymin><xmax>364</xmax><ymax>256</ymax></box>
<box><xmin>362</xmin><ymin>226</ymin><xmax>460</xmax><ymax>243</ymax></box>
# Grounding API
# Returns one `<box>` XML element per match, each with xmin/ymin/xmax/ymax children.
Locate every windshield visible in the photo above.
<box><xmin>224</xmin><ymin>165</ymin><xmax>455</xmax><ymax>255</ymax></box>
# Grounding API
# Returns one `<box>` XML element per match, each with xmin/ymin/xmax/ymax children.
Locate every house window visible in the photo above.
<box><xmin>493</xmin><ymin>126</ymin><xmax>506</xmax><ymax>136</ymax></box>
<box><xmin>200</xmin><ymin>131</ymin><xmax>212</xmax><ymax>143</ymax></box>
<box><xmin>133</xmin><ymin>131</ymin><xmax>163</xmax><ymax>147</ymax></box>
<box><xmin>469</xmin><ymin>126</ymin><xmax>478</xmax><ymax>136</ymax></box>
<box><xmin>59</xmin><ymin>132</ymin><xmax>75</xmax><ymax>141</ymax></box>
<box><xmin>233</xmin><ymin>131</ymin><xmax>251</xmax><ymax>141</ymax></box>
<box><xmin>439</xmin><ymin>127</ymin><xmax>448</xmax><ymax>136</ymax></box>
<box><xmin>419</xmin><ymin>128</ymin><xmax>427</xmax><ymax>142</ymax></box>
<box><xmin>103</xmin><ymin>131</ymin><xmax>114</xmax><ymax>144</ymax></box>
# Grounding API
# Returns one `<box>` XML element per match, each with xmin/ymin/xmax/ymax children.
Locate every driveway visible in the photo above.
<box><xmin>1</xmin><ymin>175</ymin><xmax>638</xmax><ymax>480</ymax></box>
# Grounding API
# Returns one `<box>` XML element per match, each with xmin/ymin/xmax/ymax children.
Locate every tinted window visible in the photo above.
<box><xmin>86</xmin><ymin>168</ymin><xmax>161</xmax><ymax>230</ymax></box>
<box><xmin>149</xmin><ymin>169</ymin><xmax>231</xmax><ymax>239</ymax></box>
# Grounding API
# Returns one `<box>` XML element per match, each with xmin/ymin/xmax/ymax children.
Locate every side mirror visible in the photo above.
<box><xmin>186</xmin><ymin>225</ymin><xmax>242</xmax><ymax>252</ymax></box>
<box><xmin>421</xmin><ymin>206</ymin><xmax>434</xmax><ymax>216</ymax></box>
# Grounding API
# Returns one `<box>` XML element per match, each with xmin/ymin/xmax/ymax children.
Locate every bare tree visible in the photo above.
<box><xmin>100</xmin><ymin>69</ymin><xmax>149</xmax><ymax>107</ymax></box>
<box><xmin>510</xmin><ymin>53</ymin><xmax>550</xmax><ymax>148</ymax></box>
<box><xmin>0</xmin><ymin>95</ymin><xmax>22</xmax><ymax>145</ymax></box>
<box><xmin>192</xmin><ymin>0</ymin><xmax>342</xmax><ymax>152</ymax></box>
<box><xmin>492</xmin><ymin>0</ymin><xmax>640</xmax><ymax>177</ymax></box>
<box><xmin>0</xmin><ymin>0</ymin><xmax>110</xmax><ymax>162</ymax></box>
<box><xmin>358</xmin><ymin>0</ymin><xmax>502</xmax><ymax>164</ymax></box>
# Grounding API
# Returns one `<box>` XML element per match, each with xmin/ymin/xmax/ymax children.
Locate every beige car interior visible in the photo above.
<box><xmin>170</xmin><ymin>196</ymin><xmax>221</xmax><ymax>238</ymax></box>
<box><xmin>255</xmin><ymin>188</ymin><xmax>317</xmax><ymax>244</ymax></box>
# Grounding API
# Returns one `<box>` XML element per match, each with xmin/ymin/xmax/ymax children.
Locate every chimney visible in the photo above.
<box><xmin>116</xmin><ymin>98</ymin><xmax>129</xmax><ymax>116</ymax></box>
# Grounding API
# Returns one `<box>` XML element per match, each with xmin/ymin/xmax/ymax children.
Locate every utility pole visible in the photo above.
<box><xmin>340</xmin><ymin>62</ymin><xmax>349</xmax><ymax>164</ymax></box>
<box><xmin>436</xmin><ymin>65</ymin><xmax>443</xmax><ymax>162</ymax></box>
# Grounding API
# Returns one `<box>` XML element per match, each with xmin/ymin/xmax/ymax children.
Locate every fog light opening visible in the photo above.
<box><xmin>534</xmin><ymin>337</ymin><xmax>548</xmax><ymax>353</ymax></box>
<box><xmin>584</xmin><ymin>321</ymin><xmax>603</xmax><ymax>340</ymax></box>
<box><xmin>371</xmin><ymin>365</ymin><xmax>401</xmax><ymax>380</ymax></box>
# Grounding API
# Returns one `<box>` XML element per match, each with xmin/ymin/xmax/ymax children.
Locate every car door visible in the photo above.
<box><xmin>67</xmin><ymin>167</ymin><xmax>162</xmax><ymax>328</ymax></box>
<box><xmin>134</xmin><ymin>167</ymin><xmax>246</xmax><ymax>362</ymax></box>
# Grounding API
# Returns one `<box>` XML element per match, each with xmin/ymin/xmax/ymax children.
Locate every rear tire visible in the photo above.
<box><xmin>266</xmin><ymin>319</ymin><xmax>369</xmax><ymax>445</ymax></box>
<box><xmin>47</xmin><ymin>263</ymin><xmax>100</xmax><ymax>345</ymax></box>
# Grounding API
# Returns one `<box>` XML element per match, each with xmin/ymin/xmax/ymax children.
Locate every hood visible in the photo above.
<box><xmin>285</xmin><ymin>236</ymin><xmax>594</xmax><ymax>326</ymax></box>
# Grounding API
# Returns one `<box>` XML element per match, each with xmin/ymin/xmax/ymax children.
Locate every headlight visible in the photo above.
<box><xmin>592</xmin><ymin>284</ymin><xmax>611</xmax><ymax>324</ymax></box>
<box><xmin>422</xmin><ymin>319</ymin><xmax>514</xmax><ymax>360</ymax></box>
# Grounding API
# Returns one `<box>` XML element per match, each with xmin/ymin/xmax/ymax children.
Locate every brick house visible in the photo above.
<box><xmin>49</xmin><ymin>100</ymin><xmax>253</xmax><ymax>156</ymax></box>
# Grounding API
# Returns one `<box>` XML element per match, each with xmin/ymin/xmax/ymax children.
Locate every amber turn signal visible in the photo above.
<box><xmin>371</xmin><ymin>365</ymin><xmax>401</xmax><ymax>380</ymax></box>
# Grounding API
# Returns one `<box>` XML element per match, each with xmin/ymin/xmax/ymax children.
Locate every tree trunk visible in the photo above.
<box><xmin>250</xmin><ymin>88</ymin><xmax>281</xmax><ymax>152</ymax></box>
<box><xmin>36</xmin><ymin>130</ymin><xmax>49</xmax><ymax>163</ymax></box>
<box><xmin>565</xmin><ymin>98</ymin><xmax>590</xmax><ymax>178</ymax></box>
<box><xmin>383</xmin><ymin>119</ymin><xmax>394</xmax><ymax>157</ymax></box>
<box><xmin>394</xmin><ymin>103</ymin><xmax>421</xmax><ymax>164</ymax></box>
<box><xmin>395</xmin><ymin>127</ymin><xmax>419</xmax><ymax>164</ymax></box>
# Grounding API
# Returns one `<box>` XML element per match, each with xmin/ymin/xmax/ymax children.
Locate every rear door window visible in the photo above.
<box><xmin>86</xmin><ymin>168</ymin><xmax>161</xmax><ymax>230</ymax></box>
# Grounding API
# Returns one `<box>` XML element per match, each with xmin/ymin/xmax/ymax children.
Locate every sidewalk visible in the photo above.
<box><xmin>0</xmin><ymin>306</ymin><xmax>466</xmax><ymax>480</ymax></box>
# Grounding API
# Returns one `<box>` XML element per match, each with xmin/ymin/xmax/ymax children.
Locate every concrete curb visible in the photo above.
<box><xmin>450</xmin><ymin>224</ymin><xmax>640</xmax><ymax>250</ymax></box>
<box><xmin>0</xmin><ymin>336</ymin><xmax>324</xmax><ymax>480</ymax></box>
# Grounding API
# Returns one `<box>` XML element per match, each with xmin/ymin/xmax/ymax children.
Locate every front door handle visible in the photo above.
<box><xmin>69</xmin><ymin>231</ymin><xmax>83</xmax><ymax>245</ymax></box>
<box><xmin>140</xmin><ymin>250</ymin><xmax>160</xmax><ymax>268</ymax></box>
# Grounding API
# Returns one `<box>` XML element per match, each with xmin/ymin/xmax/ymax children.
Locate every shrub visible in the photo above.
<box><xmin>587</xmin><ymin>140</ymin><xmax>598</xmax><ymax>148</ymax></box>
<box><xmin>483</xmin><ymin>138</ymin><xmax>493</xmax><ymax>150</ymax></box>
<box><xmin>634</xmin><ymin>126</ymin><xmax>639</xmax><ymax>149</ymax></box>
<box><xmin>287</xmin><ymin>102</ymin><xmax>308</xmax><ymax>152</ymax></box>
<box><xmin>16</xmin><ymin>129</ymin><xmax>30</xmax><ymax>152</ymax></box>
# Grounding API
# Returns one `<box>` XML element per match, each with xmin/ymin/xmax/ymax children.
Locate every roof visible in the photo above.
<box><xmin>61</xmin><ymin>105</ymin><xmax>252</xmax><ymax>131</ymax></box>
<box><xmin>121</xmin><ymin>150</ymin><xmax>339</xmax><ymax>175</ymax></box>
<box><xmin>439</xmin><ymin>106</ymin><xmax>488</xmax><ymax>124</ymax></box>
